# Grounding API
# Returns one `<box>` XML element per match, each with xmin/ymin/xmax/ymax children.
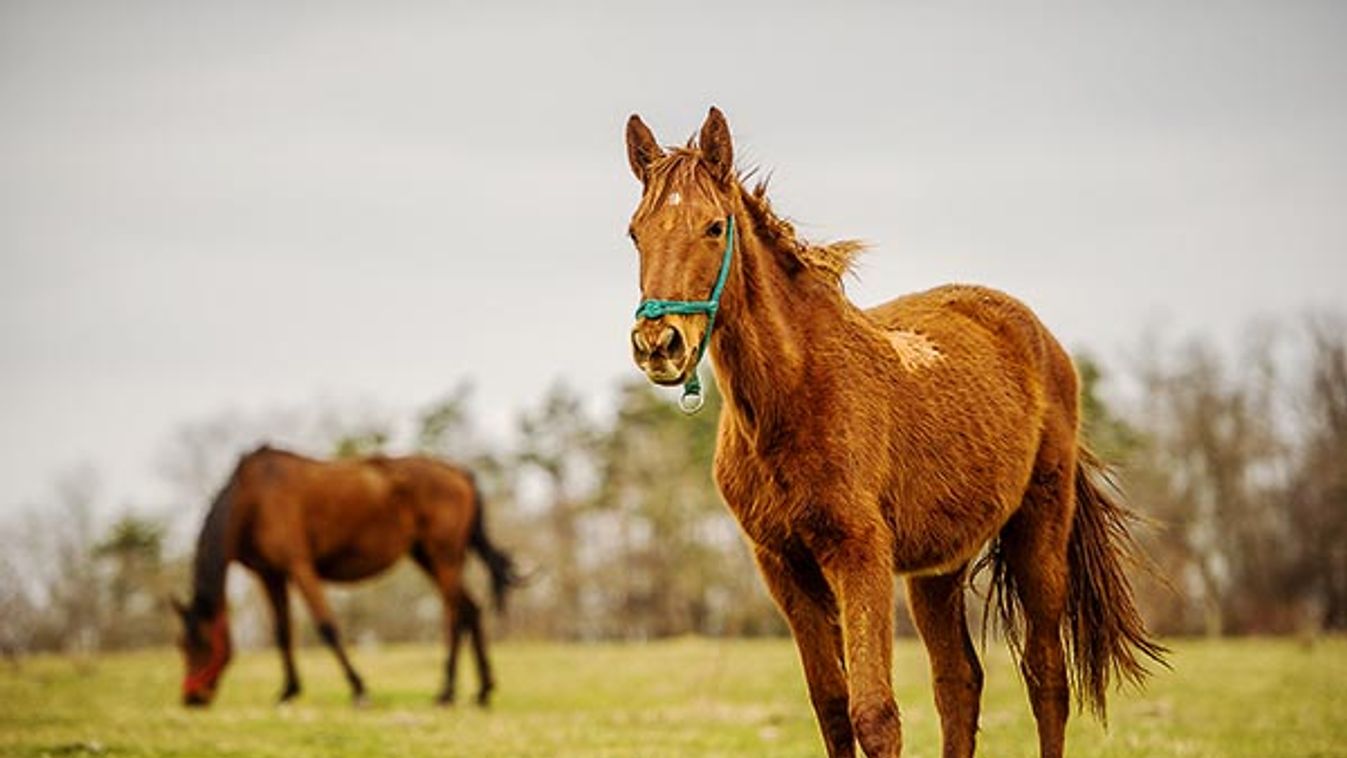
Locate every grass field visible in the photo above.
<box><xmin>1</xmin><ymin>637</ymin><xmax>1343</xmax><ymax>757</ymax></box>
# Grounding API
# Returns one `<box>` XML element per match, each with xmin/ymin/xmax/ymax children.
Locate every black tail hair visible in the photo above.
<box><xmin>468</xmin><ymin>477</ymin><xmax>521</xmax><ymax>612</ymax></box>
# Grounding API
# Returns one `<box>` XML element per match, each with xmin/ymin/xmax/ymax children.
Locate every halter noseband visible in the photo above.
<box><xmin>183</xmin><ymin>613</ymin><xmax>230</xmax><ymax>697</ymax></box>
<box><xmin>634</xmin><ymin>215</ymin><xmax>736</xmax><ymax>414</ymax></box>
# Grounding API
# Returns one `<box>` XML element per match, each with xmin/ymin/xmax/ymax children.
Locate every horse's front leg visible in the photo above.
<box><xmin>818</xmin><ymin>530</ymin><xmax>901</xmax><ymax>758</ymax></box>
<box><xmin>289</xmin><ymin>561</ymin><xmax>367</xmax><ymax>706</ymax></box>
<box><xmin>259</xmin><ymin>570</ymin><xmax>301</xmax><ymax>703</ymax></box>
<box><xmin>754</xmin><ymin>544</ymin><xmax>856</xmax><ymax>758</ymax></box>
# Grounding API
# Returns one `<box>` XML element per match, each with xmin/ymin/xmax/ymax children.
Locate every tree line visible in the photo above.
<box><xmin>1</xmin><ymin>316</ymin><xmax>1343</xmax><ymax>656</ymax></box>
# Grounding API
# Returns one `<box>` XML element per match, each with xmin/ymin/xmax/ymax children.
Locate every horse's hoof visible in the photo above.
<box><xmin>435</xmin><ymin>691</ymin><xmax>455</xmax><ymax>707</ymax></box>
<box><xmin>277</xmin><ymin>686</ymin><xmax>301</xmax><ymax>705</ymax></box>
<box><xmin>352</xmin><ymin>692</ymin><xmax>370</xmax><ymax>709</ymax></box>
<box><xmin>475</xmin><ymin>690</ymin><xmax>493</xmax><ymax>709</ymax></box>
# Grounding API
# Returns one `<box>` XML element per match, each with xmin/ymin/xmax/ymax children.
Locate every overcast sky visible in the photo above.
<box><xmin>2</xmin><ymin>1</ymin><xmax>1345</xmax><ymax>519</ymax></box>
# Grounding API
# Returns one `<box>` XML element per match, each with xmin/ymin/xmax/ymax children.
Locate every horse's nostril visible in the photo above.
<box><xmin>632</xmin><ymin>329</ymin><xmax>650</xmax><ymax>356</ymax></box>
<box><xmin>663</xmin><ymin>327</ymin><xmax>684</xmax><ymax>357</ymax></box>
<box><xmin>633</xmin><ymin>324</ymin><xmax>685</xmax><ymax>362</ymax></box>
<box><xmin>656</xmin><ymin>327</ymin><xmax>675</xmax><ymax>351</ymax></box>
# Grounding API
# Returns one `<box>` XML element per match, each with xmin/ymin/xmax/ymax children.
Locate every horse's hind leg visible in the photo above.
<box><xmin>416</xmin><ymin>552</ymin><xmax>468</xmax><ymax>706</ymax></box>
<box><xmin>435</xmin><ymin>592</ymin><xmax>490</xmax><ymax>707</ymax></box>
<box><xmin>906</xmin><ymin>564</ymin><xmax>982</xmax><ymax>758</ymax></box>
<box><xmin>457</xmin><ymin>590</ymin><xmax>495</xmax><ymax>706</ymax></box>
<box><xmin>290</xmin><ymin>562</ymin><xmax>368</xmax><ymax>705</ymax></box>
<box><xmin>440</xmin><ymin>604</ymin><xmax>466</xmax><ymax>705</ymax></box>
<box><xmin>1002</xmin><ymin>441</ymin><xmax>1076</xmax><ymax>758</ymax></box>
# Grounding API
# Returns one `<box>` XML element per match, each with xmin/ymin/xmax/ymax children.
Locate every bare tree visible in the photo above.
<box><xmin>516</xmin><ymin>382</ymin><xmax>601</xmax><ymax>638</ymax></box>
<box><xmin>1129</xmin><ymin>333</ymin><xmax>1289</xmax><ymax>634</ymax></box>
<box><xmin>1282</xmin><ymin>315</ymin><xmax>1347</xmax><ymax>631</ymax></box>
<box><xmin>0</xmin><ymin>529</ymin><xmax>39</xmax><ymax>661</ymax></box>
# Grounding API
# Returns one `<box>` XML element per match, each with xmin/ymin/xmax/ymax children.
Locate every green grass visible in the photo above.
<box><xmin>1</xmin><ymin>637</ymin><xmax>1343</xmax><ymax>757</ymax></box>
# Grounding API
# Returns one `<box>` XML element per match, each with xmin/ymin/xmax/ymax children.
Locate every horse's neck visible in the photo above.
<box><xmin>709</xmin><ymin>227</ymin><xmax>862</xmax><ymax>426</ymax></box>
<box><xmin>190</xmin><ymin>481</ymin><xmax>238</xmax><ymax>615</ymax></box>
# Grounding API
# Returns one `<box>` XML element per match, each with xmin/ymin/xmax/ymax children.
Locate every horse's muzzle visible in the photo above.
<box><xmin>631</xmin><ymin>320</ymin><xmax>690</xmax><ymax>386</ymax></box>
<box><xmin>183</xmin><ymin>689</ymin><xmax>213</xmax><ymax>707</ymax></box>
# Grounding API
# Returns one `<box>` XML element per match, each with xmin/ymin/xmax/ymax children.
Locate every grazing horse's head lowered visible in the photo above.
<box><xmin>172</xmin><ymin>598</ymin><xmax>231</xmax><ymax>706</ymax></box>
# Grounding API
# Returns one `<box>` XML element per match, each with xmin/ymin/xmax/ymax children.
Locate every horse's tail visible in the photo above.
<box><xmin>467</xmin><ymin>476</ymin><xmax>522</xmax><ymax>613</ymax></box>
<box><xmin>1062</xmin><ymin>446</ymin><xmax>1169</xmax><ymax>720</ymax></box>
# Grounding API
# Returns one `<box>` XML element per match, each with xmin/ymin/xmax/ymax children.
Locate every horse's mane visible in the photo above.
<box><xmin>638</xmin><ymin>146</ymin><xmax>865</xmax><ymax>288</ymax></box>
<box><xmin>190</xmin><ymin>475</ymin><xmax>234</xmax><ymax>617</ymax></box>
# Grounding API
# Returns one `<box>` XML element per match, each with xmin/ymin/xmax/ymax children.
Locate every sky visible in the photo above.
<box><xmin>2</xmin><ymin>1</ymin><xmax>1345</xmax><ymax>520</ymax></box>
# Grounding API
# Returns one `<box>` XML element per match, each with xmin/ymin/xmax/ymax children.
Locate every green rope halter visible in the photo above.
<box><xmin>633</xmin><ymin>215</ymin><xmax>736</xmax><ymax>414</ymax></box>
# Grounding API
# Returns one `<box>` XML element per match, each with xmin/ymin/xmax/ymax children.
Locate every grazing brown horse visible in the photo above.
<box><xmin>623</xmin><ymin>108</ymin><xmax>1165</xmax><ymax>758</ymax></box>
<box><xmin>172</xmin><ymin>445</ymin><xmax>519</xmax><ymax>707</ymax></box>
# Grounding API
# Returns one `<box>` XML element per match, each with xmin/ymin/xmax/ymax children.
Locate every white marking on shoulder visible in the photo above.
<box><xmin>667</xmin><ymin>191</ymin><xmax>682</xmax><ymax>206</ymax></box>
<box><xmin>886</xmin><ymin>329</ymin><xmax>944</xmax><ymax>370</ymax></box>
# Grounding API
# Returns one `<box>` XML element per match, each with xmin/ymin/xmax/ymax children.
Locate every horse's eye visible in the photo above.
<box><xmin>628</xmin><ymin>227</ymin><xmax>638</xmax><ymax>244</ymax></box>
<box><xmin>706</xmin><ymin>220</ymin><xmax>725</xmax><ymax>238</ymax></box>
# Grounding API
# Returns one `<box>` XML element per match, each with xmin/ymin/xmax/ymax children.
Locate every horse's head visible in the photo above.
<box><xmin>624</xmin><ymin>107</ymin><xmax>739</xmax><ymax>405</ymax></box>
<box><xmin>172</xmin><ymin>597</ymin><xmax>232</xmax><ymax>707</ymax></box>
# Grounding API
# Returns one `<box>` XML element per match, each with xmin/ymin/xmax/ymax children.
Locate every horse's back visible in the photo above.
<box><xmin>376</xmin><ymin>456</ymin><xmax>478</xmax><ymax>552</ymax></box>
<box><xmin>233</xmin><ymin>449</ymin><xmax>418</xmax><ymax>580</ymax></box>
<box><xmin>866</xmin><ymin>285</ymin><xmax>1050</xmax><ymax>365</ymax></box>
<box><xmin>866</xmin><ymin>284</ymin><xmax>1075</xmax><ymax>407</ymax></box>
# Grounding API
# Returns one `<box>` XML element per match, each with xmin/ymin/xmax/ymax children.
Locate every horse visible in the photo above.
<box><xmin>171</xmin><ymin>445</ymin><xmax>519</xmax><ymax>708</ymax></box>
<box><xmin>622</xmin><ymin>107</ymin><xmax>1166</xmax><ymax>758</ymax></box>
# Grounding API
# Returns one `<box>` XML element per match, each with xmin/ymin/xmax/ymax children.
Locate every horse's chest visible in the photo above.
<box><xmin>714</xmin><ymin>446</ymin><xmax>809</xmax><ymax>551</ymax></box>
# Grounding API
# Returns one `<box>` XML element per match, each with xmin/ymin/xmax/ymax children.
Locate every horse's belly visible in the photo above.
<box><xmin>888</xmin><ymin>493</ymin><xmax>1013</xmax><ymax>576</ymax></box>
<box><xmin>311</xmin><ymin>509</ymin><xmax>416</xmax><ymax>581</ymax></box>
<box><xmin>895</xmin><ymin>545</ymin><xmax>987</xmax><ymax>577</ymax></box>
<box><xmin>315</xmin><ymin>541</ymin><xmax>408</xmax><ymax>582</ymax></box>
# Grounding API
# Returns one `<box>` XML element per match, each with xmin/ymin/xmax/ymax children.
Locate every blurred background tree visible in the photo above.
<box><xmin>94</xmin><ymin>513</ymin><xmax>168</xmax><ymax>649</ymax></box>
<box><xmin>0</xmin><ymin>316</ymin><xmax>1342</xmax><ymax>655</ymax></box>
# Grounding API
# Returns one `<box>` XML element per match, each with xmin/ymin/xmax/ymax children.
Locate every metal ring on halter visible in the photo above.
<box><xmin>678</xmin><ymin>390</ymin><xmax>705</xmax><ymax>414</ymax></box>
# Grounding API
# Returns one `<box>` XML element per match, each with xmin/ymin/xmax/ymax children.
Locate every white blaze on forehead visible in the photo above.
<box><xmin>885</xmin><ymin>330</ymin><xmax>944</xmax><ymax>370</ymax></box>
<box><xmin>667</xmin><ymin>191</ymin><xmax>682</xmax><ymax>206</ymax></box>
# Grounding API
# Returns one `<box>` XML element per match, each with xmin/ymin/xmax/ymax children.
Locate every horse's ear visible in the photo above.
<box><xmin>626</xmin><ymin>114</ymin><xmax>663</xmax><ymax>184</ymax></box>
<box><xmin>698</xmin><ymin>106</ymin><xmax>734</xmax><ymax>184</ymax></box>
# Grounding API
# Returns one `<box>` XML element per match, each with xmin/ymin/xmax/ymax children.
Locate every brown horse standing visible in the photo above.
<box><xmin>172</xmin><ymin>446</ymin><xmax>518</xmax><ymax>707</ymax></box>
<box><xmin>623</xmin><ymin>108</ymin><xmax>1165</xmax><ymax>758</ymax></box>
